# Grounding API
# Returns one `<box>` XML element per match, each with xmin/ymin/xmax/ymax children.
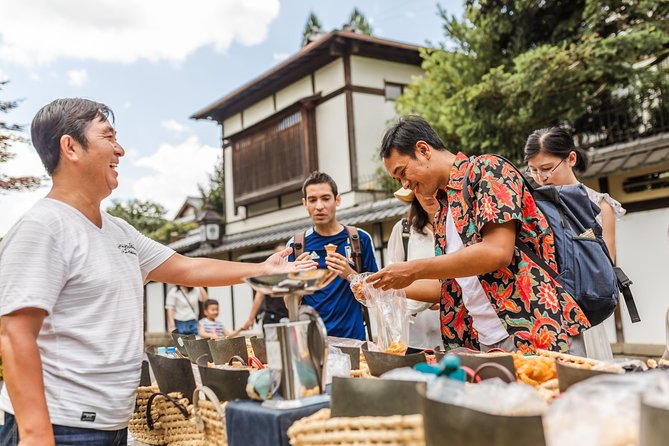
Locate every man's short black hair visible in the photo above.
<box><xmin>203</xmin><ymin>299</ymin><xmax>219</xmax><ymax>311</ymax></box>
<box><xmin>302</xmin><ymin>171</ymin><xmax>338</xmax><ymax>198</ymax></box>
<box><xmin>31</xmin><ymin>98</ymin><xmax>114</xmax><ymax>175</ymax></box>
<box><xmin>380</xmin><ymin>115</ymin><xmax>446</xmax><ymax>159</ymax></box>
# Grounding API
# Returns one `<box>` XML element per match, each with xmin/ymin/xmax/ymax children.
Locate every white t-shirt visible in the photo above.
<box><xmin>444</xmin><ymin>205</ymin><xmax>509</xmax><ymax>346</ymax></box>
<box><xmin>165</xmin><ymin>287</ymin><xmax>200</xmax><ymax>321</ymax></box>
<box><xmin>387</xmin><ymin>220</ymin><xmax>442</xmax><ymax>349</ymax></box>
<box><xmin>0</xmin><ymin>199</ymin><xmax>174</xmax><ymax>430</ymax></box>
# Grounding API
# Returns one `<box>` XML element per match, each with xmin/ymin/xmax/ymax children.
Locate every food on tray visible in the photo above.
<box><xmin>324</xmin><ymin>243</ymin><xmax>337</xmax><ymax>255</ymax></box>
<box><xmin>536</xmin><ymin>349</ymin><xmax>600</xmax><ymax>370</ymax></box>
<box><xmin>383</xmin><ymin>341</ymin><xmax>408</xmax><ymax>355</ymax></box>
<box><xmin>513</xmin><ymin>352</ymin><xmax>557</xmax><ymax>387</ymax></box>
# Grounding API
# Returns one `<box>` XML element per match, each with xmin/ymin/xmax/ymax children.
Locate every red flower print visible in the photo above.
<box><xmin>479</xmin><ymin>193</ymin><xmax>499</xmax><ymax>221</ymax></box>
<box><xmin>533</xmin><ymin>326</ymin><xmax>557</xmax><ymax>350</ymax></box>
<box><xmin>537</xmin><ymin>282</ymin><xmax>560</xmax><ymax>313</ymax></box>
<box><xmin>490</xmin><ymin>180</ymin><xmax>515</xmax><ymax>208</ymax></box>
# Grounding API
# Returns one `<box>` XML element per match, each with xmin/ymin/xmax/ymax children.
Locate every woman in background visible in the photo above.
<box><xmin>387</xmin><ymin>187</ymin><xmax>443</xmax><ymax>351</ymax></box>
<box><xmin>524</xmin><ymin>127</ymin><xmax>626</xmax><ymax>360</ymax></box>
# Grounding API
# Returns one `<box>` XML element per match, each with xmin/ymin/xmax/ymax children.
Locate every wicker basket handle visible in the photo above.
<box><xmin>471</xmin><ymin>362</ymin><xmax>516</xmax><ymax>383</ymax></box>
<box><xmin>146</xmin><ymin>392</ymin><xmax>189</xmax><ymax>430</ymax></box>
<box><xmin>193</xmin><ymin>386</ymin><xmax>226</xmax><ymax>431</ymax></box>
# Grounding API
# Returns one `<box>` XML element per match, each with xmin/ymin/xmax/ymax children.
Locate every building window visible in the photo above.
<box><xmin>622</xmin><ymin>169</ymin><xmax>669</xmax><ymax>194</ymax></box>
<box><xmin>384</xmin><ymin>82</ymin><xmax>405</xmax><ymax>101</ymax></box>
<box><xmin>230</xmin><ymin>106</ymin><xmax>317</xmax><ymax>206</ymax></box>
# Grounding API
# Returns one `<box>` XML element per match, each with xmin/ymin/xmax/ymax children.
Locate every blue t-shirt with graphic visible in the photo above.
<box><xmin>287</xmin><ymin>226</ymin><xmax>378</xmax><ymax>340</ymax></box>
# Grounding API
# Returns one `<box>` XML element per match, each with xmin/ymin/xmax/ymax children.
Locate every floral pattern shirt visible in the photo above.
<box><xmin>435</xmin><ymin>153</ymin><xmax>590</xmax><ymax>353</ymax></box>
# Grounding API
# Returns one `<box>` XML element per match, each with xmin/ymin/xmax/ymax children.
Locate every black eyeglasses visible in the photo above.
<box><xmin>525</xmin><ymin>158</ymin><xmax>566</xmax><ymax>180</ymax></box>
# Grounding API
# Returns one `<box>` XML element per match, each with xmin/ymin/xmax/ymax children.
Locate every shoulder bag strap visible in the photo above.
<box><xmin>345</xmin><ymin>225</ymin><xmax>372</xmax><ymax>340</ymax></box>
<box><xmin>293</xmin><ymin>231</ymin><xmax>306</xmax><ymax>258</ymax></box>
<box><xmin>401</xmin><ymin>218</ymin><xmax>411</xmax><ymax>262</ymax></box>
<box><xmin>178</xmin><ymin>287</ymin><xmax>198</xmax><ymax>318</ymax></box>
<box><xmin>345</xmin><ymin>225</ymin><xmax>363</xmax><ymax>273</ymax></box>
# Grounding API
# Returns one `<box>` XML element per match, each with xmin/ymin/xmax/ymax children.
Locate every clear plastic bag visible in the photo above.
<box><xmin>373</xmin><ymin>288</ymin><xmax>409</xmax><ymax>354</ymax></box>
<box><xmin>348</xmin><ymin>272</ymin><xmax>376</xmax><ymax>307</ymax></box>
<box><xmin>349</xmin><ymin>273</ymin><xmax>410</xmax><ymax>354</ymax></box>
<box><xmin>427</xmin><ymin>377</ymin><xmax>548</xmax><ymax>416</ymax></box>
<box><xmin>545</xmin><ymin>370</ymin><xmax>669</xmax><ymax>446</ymax></box>
<box><xmin>325</xmin><ymin>346</ymin><xmax>351</xmax><ymax>385</ymax></box>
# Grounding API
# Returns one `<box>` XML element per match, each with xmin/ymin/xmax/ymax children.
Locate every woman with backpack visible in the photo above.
<box><xmin>387</xmin><ymin>187</ymin><xmax>442</xmax><ymax>351</ymax></box>
<box><xmin>524</xmin><ymin>127</ymin><xmax>626</xmax><ymax>360</ymax></box>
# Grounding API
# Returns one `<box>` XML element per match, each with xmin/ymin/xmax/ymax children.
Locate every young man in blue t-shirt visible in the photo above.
<box><xmin>287</xmin><ymin>172</ymin><xmax>378</xmax><ymax>340</ymax></box>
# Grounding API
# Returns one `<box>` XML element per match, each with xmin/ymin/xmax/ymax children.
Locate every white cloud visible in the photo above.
<box><xmin>67</xmin><ymin>68</ymin><xmax>88</xmax><ymax>86</ymax></box>
<box><xmin>273</xmin><ymin>52</ymin><xmax>290</xmax><ymax>62</ymax></box>
<box><xmin>0</xmin><ymin>69</ymin><xmax>8</xmax><ymax>82</ymax></box>
<box><xmin>161</xmin><ymin>119</ymin><xmax>188</xmax><ymax>134</ymax></box>
<box><xmin>29</xmin><ymin>72</ymin><xmax>41</xmax><ymax>81</ymax></box>
<box><xmin>0</xmin><ymin>0</ymin><xmax>281</xmax><ymax>67</ymax></box>
<box><xmin>131</xmin><ymin>136</ymin><xmax>219</xmax><ymax>214</ymax></box>
<box><xmin>0</xmin><ymin>137</ymin><xmax>50</xmax><ymax>236</ymax></box>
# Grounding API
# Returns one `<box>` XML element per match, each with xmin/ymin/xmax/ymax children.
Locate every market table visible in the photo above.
<box><xmin>225</xmin><ymin>397</ymin><xmax>330</xmax><ymax>446</ymax></box>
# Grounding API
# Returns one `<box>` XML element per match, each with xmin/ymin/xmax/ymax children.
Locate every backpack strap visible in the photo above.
<box><xmin>401</xmin><ymin>218</ymin><xmax>411</xmax><ymax>262</ymax></box>
<box><xmin>613</xmin><ymin>266</ymin><xmax>641</xmax><ymax>323</ymax></box>
<box><xmin>345</xmin><ymin>225</ymin><xmax>363</xmax><ymax>273</ymax></box>
<box><xmin>345</xmin><ymin>225</ymin><xmax>373</xmax><ymax>340</ymax></box>
<box><xmin>293</xmin><ymin>231</ymin><xmax>306</xmax><ymax>258</ymax></box>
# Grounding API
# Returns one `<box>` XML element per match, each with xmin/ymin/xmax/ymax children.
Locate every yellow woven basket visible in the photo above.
<box><xmin>288</xmin><ymin>408</ymin><xmax>425</xmax><ymax>446</ymax></box>
<box><xmin>128</xmin><ymin>385</ymin><xmax>165</xmax><ymax>445</ymax></box>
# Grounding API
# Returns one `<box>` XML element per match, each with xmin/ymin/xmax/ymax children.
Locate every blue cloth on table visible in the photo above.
<box><xmin>225</xmin><ymin>399</ymin><xmax>330</xmax><ymax>446</ymax></box>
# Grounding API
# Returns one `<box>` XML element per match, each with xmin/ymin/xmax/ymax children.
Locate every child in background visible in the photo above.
<box><xmin>198</xmin><ymin>299</ymin><xmax>241</xmax><ymax>339</ymax></box>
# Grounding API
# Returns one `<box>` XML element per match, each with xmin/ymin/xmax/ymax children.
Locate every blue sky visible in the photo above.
<box><xmin>0</xmin><ymin>0</ymin><xmax>463</xmax><ymax>235</ymax></box>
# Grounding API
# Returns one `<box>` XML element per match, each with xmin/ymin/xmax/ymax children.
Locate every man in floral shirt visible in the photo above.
<box><xmin>369</xmin><ymin>116</ymin><xmax>590</xmax><ymax>353</ymax></box>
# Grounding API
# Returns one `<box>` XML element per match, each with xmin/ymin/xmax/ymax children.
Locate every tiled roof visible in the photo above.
<box><xmin>583</xmin><ymin>132</ymin><xmax>669</xmax><ymax>178</ymax></box>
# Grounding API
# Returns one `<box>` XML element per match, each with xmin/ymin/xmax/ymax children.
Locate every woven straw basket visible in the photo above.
<box><xmin>128</xmin><ymin>385</ymin><xmax>166</xmax><ymax>445</ymax></box>
<box><xmin>129</xmin><ymin>385</ymin><xmax>228</xmax><ymax>446</ymax></box>
<box><xmin>288</xmin><ymin>408</ymin><xmax>425</xmax><ymax>446</ymax></box>
<box><xmin>193</xmin><ymin>386</ymin><xmax>228</xmax><ymax>446</ymax></box>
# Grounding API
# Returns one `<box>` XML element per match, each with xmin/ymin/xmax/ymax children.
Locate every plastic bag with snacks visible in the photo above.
<box><xmin>325</xmin><ymin>346</ymin><xmax>352</xmax><ymax>385</ymax></box>
<box><xmin>349</xmin><ymin>273</ymin><xmax>410</xmax><ymax>355</ymax></box>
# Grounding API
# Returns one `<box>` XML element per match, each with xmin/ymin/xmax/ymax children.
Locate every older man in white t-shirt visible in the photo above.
<box><xmin>0</xmin><ymin>98</ymin><xmax>315</xmax><ymax>446</ymax></box>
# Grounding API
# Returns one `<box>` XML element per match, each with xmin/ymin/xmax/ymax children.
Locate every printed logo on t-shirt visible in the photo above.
<box><xmin>310</xmin><ymin>251</ymin><xmax>320</xmax><ymax>260</ymax></box>
<box><xmin>81</xmin><ymin>412</ymin><xmax>96</xmax><ymax>422</ymax></box>
<box><xmin>117</xmin><ymin>242</ymin><xmax>138</xmax><ymax>256</ymax></box>
<box><xmin>345</xmin><ymin>245</ymin><xmax>354</xmax><ymax>265</ymax></box>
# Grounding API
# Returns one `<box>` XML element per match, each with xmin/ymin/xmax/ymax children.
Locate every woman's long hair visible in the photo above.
<box><xmin>524</xmin><ymin>127</ymin><xmax>590</xmax><ymax>173</ymax></box>
<box><xmin>408</xmin><ymin>197</ymin><xmax>431</xmax><ymax>234</ymax></box>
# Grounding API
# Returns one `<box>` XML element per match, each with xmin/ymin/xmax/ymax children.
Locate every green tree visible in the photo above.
<box><xmin>1</xmin><ymin>80</ymin><xmax>41</xmax><ymax>191</ymax></box>
<box><xmin>345</xmin><ymin>8</ymin><xmax>373</xmax><ymax>35</ymax></box>
<box><xmin>198</xmin><ymin>156</ymin><xmax>225</xmax><ymax>217</ymax></box>
<box><xmin>397</xmin><ymin>0</ymin><xmax>669</xmax><ymax>160</ymax></box>
<box><xmin>107</xmin><ymin>198</ymin><xmax>168</xmax><ymax>235</ymax></box>
<box><xmin>302</xmin><ymin>11</ymin><xmax>324</xmax><ymax>47</ymax></box>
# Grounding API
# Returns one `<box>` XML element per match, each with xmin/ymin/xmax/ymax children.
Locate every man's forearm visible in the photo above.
<box><xmin>410</xmin><ymin>240</ymin><xmax>513</xmax><ymax>281</ymax></box>
<box><xmin>404</xmin><ymin>280</ymin><xmax>441</xmax><ymax>303</ymax></box>
<box><xmin>149</xmin><ymin>255</ymin><xmax>269</xmax><ymax>287</ymax></box>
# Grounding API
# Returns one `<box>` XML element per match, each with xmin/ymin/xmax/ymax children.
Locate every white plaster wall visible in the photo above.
<box><xmin>226</xmin><ymin>205</ymin><xmax>306</xmax><ymax>234</ymax></box>
<box><xmin>611</xmin><ymin>207</ymin><xmax>669</xmax><ymax>344</ymax></box>
<box><xmin>315</xmin><ymin>94</ymin><xmax>351</xmax><ymax>192</ymax></box>
<box><xmin>232</xmin><ymin>284</ymin><xmax>255</xmax><ymax>330</ymax></box>
<box><xmin>145</xmin><ymin>282</ymin><xmax>166</xmax><ymax>333</ymax></box>
<box><xmin>224</xmin><ymin>146</ymin><xmax>243</xmax><ymax>223</ymax></box>
<box><xmin>352</xmin><ymin>92</ymin><xmax>398</xmax><ymax>188</ymax></box>
<box><xmin>314</xmin><ymin>59</ymin><xmax>345</xmax><ymax>96</ymax></box>
<box><xmin>208</xmin><ymin>286</ymin><xmax>234</xmax><ymax>332</ymax></box>
<box><xmin>276</xmin><ymin>76</ymin><xmax>313</xmax><ymax>110</ymax></box>
<box><xmin>350</xmin><ymin>56</ymin><xmax>423</xmax><ymax>89</ymax></box>
<box><xmin>243</xmin><ymin>96</ymin><xmax>275</xmax><ymax>128</ymax></box>
<box><xmin>223</xmin><ymin>113</ymin><xmax>243</xmax><ymax>138</ymax></box>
